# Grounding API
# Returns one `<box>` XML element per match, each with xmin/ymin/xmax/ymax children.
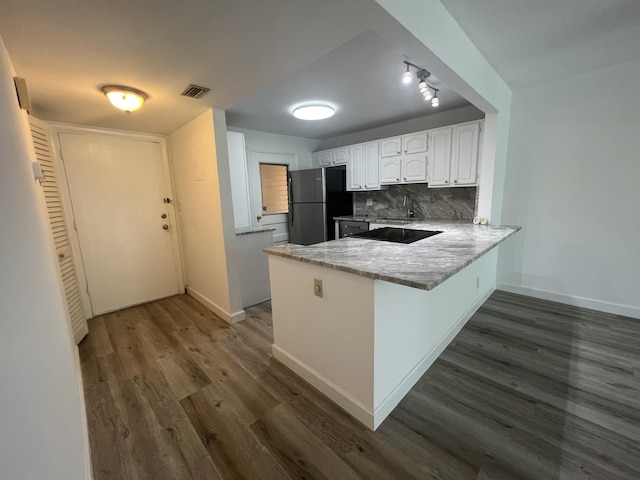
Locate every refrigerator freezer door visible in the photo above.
<box><xmin>290</xmin><ymin>168</ymin><xmax>325</xmax><ymax>203</ymax></box>
<box><xmin>289</xmin><ymin>202</ymin><xmax>327</xmax><ymax>245</ymax></box>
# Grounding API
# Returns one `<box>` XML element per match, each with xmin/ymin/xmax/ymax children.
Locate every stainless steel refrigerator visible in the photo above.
<box><xmin>288</xmin><ymin>166</ymin><xmax>353</xmax><ymax>245</ymax></box>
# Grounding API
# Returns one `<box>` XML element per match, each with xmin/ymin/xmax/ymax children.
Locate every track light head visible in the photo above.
<box><xmin>402</xmin><ymin>64</ymin><xmax>413</xmax><ymax>84</ymax></box>
<box><xmin>431</xmin><ymin>92</ymin><xmax>439</xmax><ymax>107</ymax></box>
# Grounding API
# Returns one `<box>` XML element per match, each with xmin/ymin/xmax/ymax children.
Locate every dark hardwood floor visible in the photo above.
<box><xmin>79</xmin><ymin>290</ymin><xmax>640</xmax><ymax>479</ymax></box>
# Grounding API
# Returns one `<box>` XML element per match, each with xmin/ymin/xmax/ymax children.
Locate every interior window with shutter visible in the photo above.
<box><xmin>259</xmin><ymin>163</ymin><xmax>289</xmax><ymax>215</ymax></box>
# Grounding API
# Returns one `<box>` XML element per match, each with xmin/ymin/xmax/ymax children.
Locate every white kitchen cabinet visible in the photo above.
<box><xmin>402</xmin><ymin>132</ymin><xmax>428</xmax><ymax>155</ymax></box>
<box><xmin>380</xmin><ymin>153</ymin><xmax>427</xmax><ymax>184</ymax></box>
<box><xmin>347</xmin><ymin>142</ymin><xmax>380</xmax><ymax>191</ymax></box>
<box><xmin>346</xmin><ymin>144</ymin><xmax>364</xmax><ymax>190</ymax></box>
<box><xmin>380</xmin><ymin>157</ymin><xmax>402</xmax><ymax>184</ymax></box>
<box><xmin>318</xmin><ymin>150</ymin><xmax>332</xmax><ymax>166</ymax></box>
<box><xmin>428</xmin><ymin>127</ymin><xmax>453</xmax><ymax>187</ymax></box>
<box><xmin>451</xmin><ymin>121</ymin><xmax>480</xmax><ymax>185</ymax></box>
<box><xmin>380</xmin><ymin>132</ymin><xmax>429</xmax><ymax>185</ymax></box>
<box><xmin>332</xmin><ymin>147</ymin><xmax>348</xmax><ymax>165</ymax></box>
<box><xmin>402</xmin><ymin>153</ymin><xmax>428</xmax><ymax>183</ymax></box>
<box><xmin>316</xmin><ymin>147</ymin><xmax>348</xmax><ymax>167</ymax></box>
<box><xmin>362</xmin><ymin>141</ymin><xmax>380</xmax><ymax>189</ymax></box>
<box><xmin>380</xmin><ymin>136</ymin><xmax>403</xmax><ymax>158</ymax></box>
<box><xmin>380</xmin><ymin>131</ymin><xmax>428</xmax><ymax>158</ymax></box>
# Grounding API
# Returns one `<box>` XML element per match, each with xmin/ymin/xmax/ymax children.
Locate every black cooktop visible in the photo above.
<box><xmin>351</xmin><ymin>227</ymin><xmax>442</xmax><ymax>244</ymax></box>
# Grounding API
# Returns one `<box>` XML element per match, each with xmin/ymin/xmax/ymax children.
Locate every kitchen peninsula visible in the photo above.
<box><xmin>265</xmin><ymin>219</ymin><xmax>520</xmax><ymax>430</ymax></box>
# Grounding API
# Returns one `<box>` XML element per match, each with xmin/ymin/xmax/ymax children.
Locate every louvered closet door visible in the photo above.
<box><xmin>30</xmin><ymin>117</ymin><xmax>88</xmax><ymax>344</ymax></box>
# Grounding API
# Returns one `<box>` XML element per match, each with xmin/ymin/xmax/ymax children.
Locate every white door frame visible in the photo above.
<box><xmin>48</xmin><ymin>122</ymin><xmax>185</xmax><ymax>318</ymax></box>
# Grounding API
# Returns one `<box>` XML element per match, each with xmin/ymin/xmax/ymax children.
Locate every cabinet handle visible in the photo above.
<box><xmin>445</xmin><ymin>180</ymin><xmax>448</xmax><ymax>184</ymax></box>
<box><xmin>396</xmin><ymin>178</ymin><xmax>399</xmax><ymax>181</ymax></box>
<box><xmin>453</xmin><ymin>180</ymin><xmax>458</xmax><ymax>183</ymax></box>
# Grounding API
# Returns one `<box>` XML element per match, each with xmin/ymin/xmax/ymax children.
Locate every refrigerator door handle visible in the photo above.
<box><xmin>288</xmin><ymin>176</ymin><xmax>294</xmax><ymax>225</ymax></box>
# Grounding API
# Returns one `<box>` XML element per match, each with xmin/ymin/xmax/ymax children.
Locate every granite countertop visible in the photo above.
<box><xmin>235</xmin><ymin>226</ymin><xmax>276</xmax><ymax>236</ymax></box>
<box><xmin>265</xmin><ymin>219</ymin><xmax>520</xmax><ymax>291</ymax></box>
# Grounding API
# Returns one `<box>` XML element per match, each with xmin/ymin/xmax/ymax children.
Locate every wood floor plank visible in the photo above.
<box><xmin>251</xmin><ymin>404</ymin><xmax>362</xmax><ymax>480</ymax></box>
<box><xmin>181</xmin><ymin>386</ymin><xmax>292</xmax><ymax>480</ymax></box>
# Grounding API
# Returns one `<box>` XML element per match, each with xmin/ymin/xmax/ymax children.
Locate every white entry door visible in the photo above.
<box><xmin>58</xmin><ymin>132</ymin><xmax>183</xmax><ymax>315</ymax></box>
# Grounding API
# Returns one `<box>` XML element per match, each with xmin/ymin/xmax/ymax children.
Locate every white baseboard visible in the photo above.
<box><xmin>272</xmin><ymin>344</ymin><xmax>375</xmax><ymax>429</ymax></box>
<box><xmin>187</xmin><ymin>287</ymin><xmax>246</xmax><ymax>324</ymax></box>
<box><xmin>372</xmin><ymin>282</ymin><xmax>496</xmax><ymax>429</ymax></box>
<box><xmin>497</xmin><ymin>283</ymin><xmax>639</xmax><ymax>320</ymax></box>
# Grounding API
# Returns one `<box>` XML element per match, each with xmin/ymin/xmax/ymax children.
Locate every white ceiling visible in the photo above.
<box><xmin>1</xmin><ymin>1</ymin><xmax>638</xmax><ymax>138</ymax></box>
<box><xmin>439</xmin><ymin>0</ymin><xmax>640</xmax><ymax>89</ymax></box>
<box><xmin>225</xmin><ymin>30</ymin><xmax>469</xmax><ymax>139</ymax></box>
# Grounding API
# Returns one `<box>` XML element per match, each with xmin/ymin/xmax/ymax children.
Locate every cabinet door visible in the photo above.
<box><xmin>403</xmin><ymin>131</ymin><xmax>428</xmax><ymax>154</ymax></box>
<box><xmin>402</xmin><ymin>153</ymin><xmax>428</xmax><ymax>183</ymax></box>
<box><xmin>346</xmin><ymin>144</ymin><xmax>363</xmax><ymax>191</ymax></box>
<box><xmin>332</xmin><ymin>147</ymin><xmax>348</xmax><ymax>165</ymax></box>
<box><xmin>451</xmin><ymin>122</ymin><xmax>480</xmax><ymax>185</ymax></box>
<box><xmin>380</xmin><ymin>137</ymin><xmax>402</xmax><ymax>157</ymax></box>
<box><xmin>362</xmin><ymin>141</ymin><xmax>380</xmax><ymax>190</ymax></box>
<box><xmin>318</xmin><ymin>150</ymin><xmax>332</xmax><ymax>166</ymax></box>
<box><xmin>428</xmin><ymin>127</ymin><xmax>452</xmax><ymax>186</ymax></box>
<box><xmin>380</xmin><ymin>157</ymin><xmax>402</xmax><ymax>184</ymax></box>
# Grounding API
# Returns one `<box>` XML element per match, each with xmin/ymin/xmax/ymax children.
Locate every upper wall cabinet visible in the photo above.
<box><xmin>427</xmin><ymin>127</ymin><xmax>453</xmax><ymax>187</ymax></box>
<box><xmin>314</xmin><ymin>120</ymin><xmax>481</xmax><ymax>189</ymax></box>
<box><xmin>317</xmin><ymin>147</ymin><xmax>348</xmax><ymax>167</ymax></box>
<box><xmin>451</xmin><ymin>122</ymin><xmax>480</xmax><ymax>185</ymax></box>
<box><xmin>380</xmin><ymin>132</ymin><xmax>428</xmax><ymax>158</ymax></box>
<box><xmin>428</xmin><ymin>121</ymin><xmax>481</xmax><ymax>188</ymax></box>
<box><xmin>346</xmin><ymin>141</ymin><xmax>380</xmax><ymax>191</ymax></box>
<box><xmin>379</xmin><ymin>131</ymin><xmax>428</xmax><ymax>184</ymax></box>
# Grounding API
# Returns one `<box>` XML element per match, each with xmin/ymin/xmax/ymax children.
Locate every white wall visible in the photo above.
<box><xmin>169</xmin><ymin>109</ymin><xmax>245</xmax><ymax>323</ymax></box>
<box><xmin>0</xmin><ymin>36</ymin><xmax>90</xmax><ymax>479</ymax></box>
<box><xmin>316</xmin><ymin>104</ymin><xmax>484</xmax><ymax>151</ymax></box>
<box><xmin>227</xmin><ymin>126</ymin><xmax>320</xmax><ymax>170</ymax></box>
<box><xmin>498</xmin><ymin>59</ymin><xmax>640</xmax><ymax>318</ymax></box>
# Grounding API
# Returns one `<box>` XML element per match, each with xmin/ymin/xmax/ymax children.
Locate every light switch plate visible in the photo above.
<box><xmin>313</xmin><ymin>278</ymin><xmax>323</xmax><ymax>297</ymax></box>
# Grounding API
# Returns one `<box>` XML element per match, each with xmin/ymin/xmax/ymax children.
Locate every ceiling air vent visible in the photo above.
<box><xmin>180</xmin><ymin>84</ymin><xmax>210</xmax><ymax>99</ymax></box>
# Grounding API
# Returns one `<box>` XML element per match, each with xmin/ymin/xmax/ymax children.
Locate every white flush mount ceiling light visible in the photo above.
<box><xmin>292</xmin><ymin>104</ymin><xmax>335</xmax><ymax>120</ymax></box>
<box><xmin>402</xmin><ymin>61</ymin><xmax>440</xmax><ymax>108</ymax></box>
<box><xmin>101</xmin><ymin>85</ymin><xmax>148</xmax><ymax>114</ymax></box>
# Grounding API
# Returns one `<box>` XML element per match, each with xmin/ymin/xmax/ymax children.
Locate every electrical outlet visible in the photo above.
<box><xmin>314</xmin><ymin>278</ymin><xmax>323</xmax><ymax>297</ymax></box>
<box><xmin>366</xmin><ymin>198</ymin><xmax>373</xmax><ymax>206</ymax></box>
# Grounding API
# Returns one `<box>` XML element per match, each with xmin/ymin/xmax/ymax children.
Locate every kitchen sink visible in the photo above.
<box><xmin>373</xmin><ymin>217</ymin><xmax>414</xmax><ymax>225</ymax></box>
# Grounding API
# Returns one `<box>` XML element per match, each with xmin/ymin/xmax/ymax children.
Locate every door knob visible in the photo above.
<box><xmin>162</xmin><ymin>224</ymin><xmax>169</xmax><ymax>230</ymax></box>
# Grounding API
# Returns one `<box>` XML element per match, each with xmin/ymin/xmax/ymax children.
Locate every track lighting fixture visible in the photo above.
<box><xmin>402</xmin><ymin>61</ymin><xmax>440</xmax><ymax>108</ymax></box>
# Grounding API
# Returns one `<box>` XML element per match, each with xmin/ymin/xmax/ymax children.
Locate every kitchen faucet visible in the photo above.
<box><xmin>403</xmin><ymin>194</ymin><xmax>414</xmax><ymax>218</ymax></box>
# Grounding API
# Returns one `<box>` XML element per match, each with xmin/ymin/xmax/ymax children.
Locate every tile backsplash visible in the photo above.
<box><xmin>354</xmin><ymin>184</ymin><xmax>477</xmax><ymax>220</ymax></box>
